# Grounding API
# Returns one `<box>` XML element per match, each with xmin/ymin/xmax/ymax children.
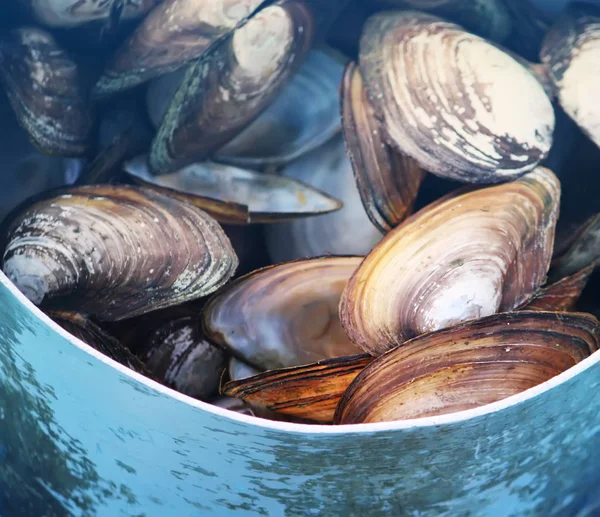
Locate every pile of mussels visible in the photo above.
<box><xmin>1</xmin><ymin>0</ymin><xmax>600</xmax><ymax>425</ymax></box>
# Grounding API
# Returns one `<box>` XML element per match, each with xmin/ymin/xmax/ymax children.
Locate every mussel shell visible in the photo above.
<box><xmin>147</xmin><ymin>47</ymin><xmax>347</xmax><ymax>167</ymax></box>
<box><xmin>149</xmin><ymin>0</ymin><xmax>315</xmax><ymax>173</ymax></box>
<box><xmin>341</xmin><ymin>61</ymin><xmax>426</xmax><ymax>233</ymax></box>
<box><xmin>140</xmin><ymin>317</ymin><xmax>226</xmax><ymax>401</ymax></box>
<box><xmin>358</xmin><ymin>11</ymin><xmax>555</xmax><ymax>183</ymax></box>
<box><xmin>524</xmin><ymin>265</ymin><xmax>594</xmax><ymax>312</ymax></box>
<box><xmin>202</xmin><ymin>256</ymin><xmax>364</xmax><ymax>371</ymax></box>
<box><xmin>2</xmin><ymin>185</ymin><xmax>238</xmax><ymax>321</ymax></box>
<box><xmin>541</xmin><ymin>5</ymin><xmax>600</xmax><ymax>149</ymax></box>
<box><xmin>93</xmin><ymin>0</ymin><xmax>266</xmax><ymax>97</ymax></box>
<box><xmin>265</xmin><ymin>135</ymin><xmax>383</xmax><ymax>262</ymax></box>
<box><xmin>22</xmin><ymin>0</ymin><xmax>159</xmax><ymax>28</ymax></box>
<box><xmin>124</xmin><ymin>156</ymin><xmax>342</xmax><ymax>224</ymax></box>
<box><xmin>335</xmin><ymin>311</ymin><xmax>600</xmax><ymax>424</ymax></box>
<box><xmin>223</xmin><ymin>354</ymin><xmax>373</xmax><ymax>423</ymax></box>
<box><xmin>0</xmin><ymin>28</ymin><xmax>94</xmax><ymax>156</ymax></box>
<box><xmin>48</xmin><ymin>310</ymin><xmax>151</xmax><ymax>376</ymax></box>
<box><xmin>340</xmin><ymin>167</ymin><xmax>561</xmax><ymax>355</ymax></box>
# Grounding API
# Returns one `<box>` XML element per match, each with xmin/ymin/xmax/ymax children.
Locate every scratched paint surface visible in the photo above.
<box><xmin>0</xmin><ymin>272</ymin><xmax>599</xmax><ymax>517</ymax></box>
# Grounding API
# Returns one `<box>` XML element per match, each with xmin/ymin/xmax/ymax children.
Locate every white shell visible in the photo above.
<box><xmin>359</xmin><ymin>11</ymin><xmax>555</xmax><ymax>183</ymax></box>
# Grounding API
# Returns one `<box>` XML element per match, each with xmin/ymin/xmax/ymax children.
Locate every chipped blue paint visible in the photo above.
<box><xmin>1</xmin><ymin>268</ymin><xmax>600</xmax><ymax>516</ymax></box>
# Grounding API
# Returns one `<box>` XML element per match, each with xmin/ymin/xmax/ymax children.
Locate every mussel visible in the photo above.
<box><xmin>357</xmin><ymin>11</ymin><xmax>555</xmax><ymax>183</ymax></box>
<box><xmin>139</xmin><ymin>317</ymin><xmax>227</xmax><ymax>400</ymax></box>
<box><xmin>340</xmin><ymin>167</ymin><xmax>560</xmax><ymax>355</ymax></box>
<box><xmin>93</xmin><ymin>0</ymin><xmax>266</xmax><ymax>97</ymax></box>
<box><xmin>48</xmin><ymin>310</ymin><xmax>151</xmax><ymax>375</ymax></box>
<box><xmin>0</xmin><ymin>27</ymin><xmax>94</xmax><ymax>156</ymax></box>
<box><xmin>541</xmin><ymin>5</ymin><xmax>600</xmax><ymax>149</ymax></box>
<box><xmin>335</xmin><ymin>311</ymin><xmax>600</xmax><ymax>424</ymax></box>
<box><xmin>203</xmin><ymin>256</ymin><xmax>363</xmax><ymax>371</ymax></box>
<box><xmin>341</xmin><ymin>61</ymin><xmax>426</xmax><ymax>233</ymax></box>
<box><xmin>149</xmin><ymin>0</ymin><xmax>315</xmax><ymax>173</ymax></box>
<box><xmin>147</xmin><ymin>46</ymin><xmax>347</xmax><ymax>168</ymax></box>
<box><xmin>2</xmin><ymin>185</ymin><xmax>238</xmax><ymax>320</ymax></box>
<box><xmin>123</xmin><ymin>155</ymin><xmax>342</xmax><ymax>224</ymax></box>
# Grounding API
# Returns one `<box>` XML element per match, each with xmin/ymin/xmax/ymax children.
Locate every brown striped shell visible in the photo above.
<box><xmin>0</xmin><ymin>27</ymin><xmax>93</xmax><ymax>156</ymax></box>
<box><xmin>340</xmin><ymin>167</ymin><xmax>561</xmax><ymax>355</ymax></box>
<box><xmin>358</xmin><ymin>11</ymin><xmax>555</xmax><ymax>183</ymax></box>
<box><xmin>335</xmin><ymin>312</ymin><xmax>600</xmax><ymax>424</ymax></box>
<box><xmin>2</xmin><ymin>185</ymin><xmax>238</xmax><ymax>321</ymax></box>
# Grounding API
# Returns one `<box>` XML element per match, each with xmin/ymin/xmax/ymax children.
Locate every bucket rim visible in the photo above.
<box><xmin>4</xmin><ymin>269</ymin><xmax>597</xmax><ymax>435</ymax></box>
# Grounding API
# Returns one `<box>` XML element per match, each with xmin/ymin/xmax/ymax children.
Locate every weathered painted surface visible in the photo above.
<box><xmin>1</xmin><ymin>268</ymin><xmax>600</xmax><ymax>517</ymax></box>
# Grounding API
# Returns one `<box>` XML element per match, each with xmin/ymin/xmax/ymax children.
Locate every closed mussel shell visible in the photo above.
<box><xmin>0</xmin><ymin>27</ymin><xmax>94</xmax><ymax>156</ymax></box>
<box><xmin>340</xmin><ymin>167</ymin><xmax>561</xmax><ymax>355</ymax></box>
<box><xmin>139</xmin><ymin>317</ymin><xmax>227</xmax><ymax>401</ymax></box>
<box><xmin>149</xmin><ymin>0</ymin><xmax>315</xmax><ymax>173</ymax></box>
<box><xmin>265</xmin><ymin>135</ymin><xmax>383</xmax><ymax>262</ymax></box>
<box><xmin>2</xmin><ymin>185</ymin><xmax>238</xmax><ymax>321</ymax></box>
<box><xmin>223</xmin><ymin>354</ymin><xmax>373</xmax><ymax>423</ymax></box>
<box><xmin>341</xmin><ymin>61</ymin><xmax>426</xmax><ymax>233</ymax></box>
<box><xmin>94</xmin><ymin>0</ymin><xmax>266</xmax><ymax>97</ymax></box>
<box><xmin>335</xmin><ymin>311</ymin><xmax>600</xmax><ymax>424</ymax></box>
<box><xmin>358</xmin><ymin>11</ymin><xmax>555</xmax><ymax>183</ymax></box>
<box><xmin>48</xmin><ymin>310</ymin><xmax>151</xmax><ymax>376</ymax></box>
<box><xmin>124</xmin><ymin>155</ymin><xmax>342</xmax><ymax>224</ymax></box>
<box><xmin>203</xmin><ymin>256</ymin><xmax>364</xmax><ymax>371</ymax></box>
<box><xmin>541</xmin><ymin>5</ymin><xmax>600</xmax><ymax>149</ymax></box>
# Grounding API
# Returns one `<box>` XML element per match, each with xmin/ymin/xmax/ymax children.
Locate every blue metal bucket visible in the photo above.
<box><xmin>3</xmin><ymin>1</ymin><xmax>600</xmax><ymax>515</ymax></box>
<box><xmin>2</xmin><ymin>272</ymin><xmax>600</xmax><ymax>516</ymax></box>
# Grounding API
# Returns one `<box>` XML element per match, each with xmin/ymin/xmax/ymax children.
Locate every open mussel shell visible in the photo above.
<box><xmin>340</xmin><ymin>167</ymin><xmax>561</xmax><ymax>355</ymax></box>
<box><xmin>223</xmin><ymin>354</ymin><xmax>373</xmax><ymax>423</ymax></box>
<box><xmin>335</xmin><ymin>311</ymin><xmax>600</xmax><ymax>424</ymax></box>
<box><xmin>48</xmin><ymin>311</ymin><xmax>151</xmax><ymax>376</ymax></box>
<box><xmin>20</xmin><ymin>0</ymin><xmax>159</xmax><ymax>28</ymax></box>
<box><xmin>124</xmin><ymin>155</ymin><xmax>342</xmax><ymax>224</ymax></box>
<box><xmin>0</xmin><ymin>27</ymin><xmax>94</xmax><ymax>156</ymax></box>
<box><xmin>358</xmin><ymin>11</ymin><xmax>555</xmax><ymax>183</ymax></box>
<box><xmin>265</xmin><ymin>135</ymin><xmax>383</xmax><ymax>262</ymax></box>
<box><xmin>551</xmin><ymin>213</ymin><xmax>600</xmax><ymax>280</ymax></box>
<box><xmin>524</xmin><ymin>265</ymin><xmax>594</xmax><ymax>312</ymax></box>
<box><xmin>203</xmin><ymin>256</ymin><xmax>364</xmax><ymax>371</ymax></box>
<box><xmin>146</xmin><ymin>47</ymin><xmax>347</xmax><ymax>168</ymax></box>
<box><xmin>341</xmin><ymin>61</ymin><xmax>426</xmax><ymax>233</ymax></box>
<box><xmin>541</xmin><ymin>5</ymin><xmax>600</xmax><ymax>149</ymax></box>
<box><xmin>2</xmin><ymin>185</ymin><xmax>238</xmax><ymax>321</ymax></box>
<box><xmin>93</xmin><ymin>0</ymin><xmax>266</xmax><ymax>97</ymax></box>
<box><xmin>149</xmin><ymin>0</ymin><xmax>315</xmax><ymax>173</ymax></box>
<box><xmin>139</xmin><ymin>317</ymin><xmax>226</xmax><ymax>401</ymax></box>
